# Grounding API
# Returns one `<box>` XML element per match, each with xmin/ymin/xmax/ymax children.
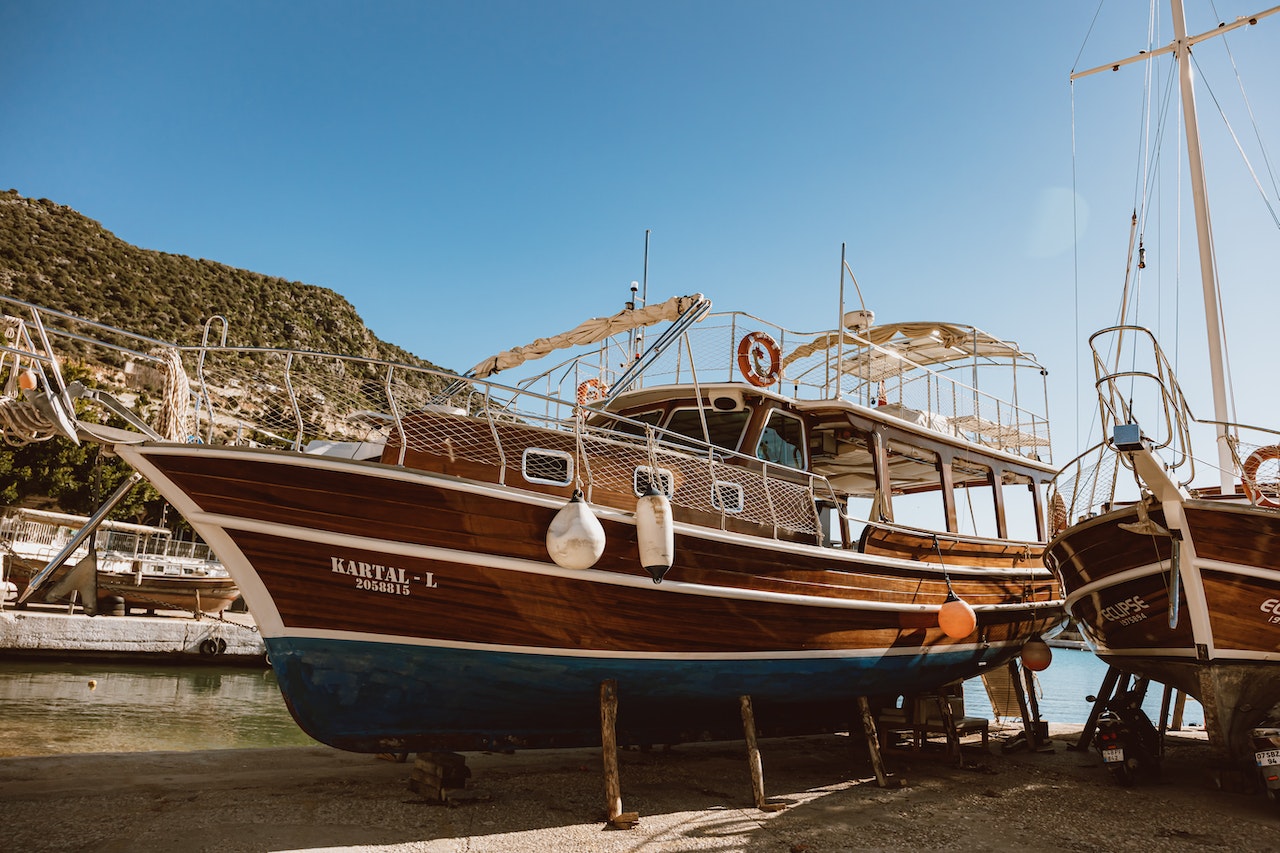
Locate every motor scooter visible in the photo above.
<box><xmin>1251</xmin><ymin>723</ymin><xmax>1280</xmax><ymax>806</ymax></box>
<box><xmin>1088</xmin><ymin>686</ymin><xmax>1162</xmax><ymax>786</ymax></box>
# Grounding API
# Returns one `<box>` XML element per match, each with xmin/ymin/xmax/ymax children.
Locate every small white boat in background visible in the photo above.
<box><xmin>1</xmin><ymin>506</ymin><xmax>239</xmax><ymax>616</ymax></box>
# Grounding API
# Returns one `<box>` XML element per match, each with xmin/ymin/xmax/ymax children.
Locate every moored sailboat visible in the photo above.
<box><xmin>1046</xmin><ymin>1</ymin><xmax>1280</xmax><ymax>762</ymax></box>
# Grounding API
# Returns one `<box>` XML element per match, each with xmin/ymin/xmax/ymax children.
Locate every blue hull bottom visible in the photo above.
<box><xmin>267</xmin><ymin>637</ymin><xmax>1015</xmax><ymax>752</ymax></box>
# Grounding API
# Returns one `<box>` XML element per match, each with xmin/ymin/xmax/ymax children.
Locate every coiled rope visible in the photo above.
<box><xmin>151</xmin><ymin>346</ymin><xmax>195</xmax><ymax>442</ymax></box>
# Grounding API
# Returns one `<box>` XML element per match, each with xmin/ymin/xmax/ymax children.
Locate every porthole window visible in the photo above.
<box><xmin>522</xmin><ymin>448</ymin><xmax>573</xmax><ymax>486</ymax></box>
<box><xmin>712</xmin><ymin>480</ymin><xmax>745</xmax><ymax>513</ymax></box>
<box><xmin>634</xmin><ymin>466</ymin><xmax>675</xmax><ymax>499</ymax></box>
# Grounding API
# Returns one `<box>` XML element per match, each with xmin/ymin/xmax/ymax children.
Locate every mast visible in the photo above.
<box><xmin>1073</xmin><ymin>3</ymin><xmax>1279</xmax><ymax>493</ymax></box>
<box><xmin>1170</xmin><ymin>0</ymin><xmax>1234</xmax><ymax>493</ymax></box>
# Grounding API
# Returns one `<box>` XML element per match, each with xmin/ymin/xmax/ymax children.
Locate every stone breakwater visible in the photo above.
<box><xmin>0</xmin><ymin>606</ymin><xmax>265</xmax><ymax>663</ymax></box>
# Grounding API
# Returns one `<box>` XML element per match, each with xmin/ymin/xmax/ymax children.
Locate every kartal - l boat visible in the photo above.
<box><xmin>5</xmin><ymin>277</ymin><xmax>1062</xmax><ymax>753</ymax></box>
<box><xmin>1046</xmin><ymin>2</ymin><xmax>1280</xmax><ymax>761</ymax></box>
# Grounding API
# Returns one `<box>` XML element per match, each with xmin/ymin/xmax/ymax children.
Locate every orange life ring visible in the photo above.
<box><xmin>1243</xmin><ymin>445</ymin><xmax>1280</xmax><ymax>508</ymax></box>
<box><xmin>576</xmin><ymin>378</ymin><xmax>609</xmax><ymax>407</ymax></box>
<box><xmin>736</xmin><ymin>331</ymin><xmax>781</xmax><ymax>388</ymax></box>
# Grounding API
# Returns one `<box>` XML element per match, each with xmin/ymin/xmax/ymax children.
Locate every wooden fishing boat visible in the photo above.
<box><xmin>3</xmin><ymin>283</ymin><xmax>1063</xmax><ymax>753</ymax></box>
<box><xmin>1045</xmin><ymin>1</ymin><xmax>1280</xmax><ymax>761</ymax></box>
<box><xmin>1</xmin><ymin>507</ymin><xmax>239</xmax><ymax>616</ymax></box>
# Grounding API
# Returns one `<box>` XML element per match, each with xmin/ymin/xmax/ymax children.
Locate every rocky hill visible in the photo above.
<box><xmin>0</xmin><ymin>189</ymin><xmax>440</xmax><ymax>521</ymax></box>
<box><xmin>0</xmin><ymin>189</ymin><xmax>435</xmax><ymax>365</ymax></box>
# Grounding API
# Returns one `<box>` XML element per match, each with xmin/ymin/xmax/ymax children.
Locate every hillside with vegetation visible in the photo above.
<box><xmin>0</xmin><ymin>189</ymin><xmax>435</xmax><ymax>361</ymax></box>
<box><xmin>0</xmin><ymin>189</ymin><xmax>443</xmax><ymax>524</ymax></box>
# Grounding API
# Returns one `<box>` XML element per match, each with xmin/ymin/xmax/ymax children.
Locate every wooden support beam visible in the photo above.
<box><xmin>600</xmin><ymin>679</ymin><xmax>638</xmax><ymax>829</ymax></box>
<box><xmin>857</xmin><ymin>696</ymin><xmax>902</xmax><ymax>788</ymax></box>
<box><xmin>935</xmin><ymin>690</ymin><xmax>961</xmax><ymax>762</ymax></box>
<box><xmin>1073</xmin><ymin>664</ymin><xmax>1122</xmax><ymax>751</ymax></box>
<box><xmin>408</xmin><ymin>752</ymin><xmax>471</xmax><ymax>803</ymax></box>
<box><xmin>1021</xmin><ymin>663</ymin><xmax>1053</xmax><ymax>752</ymax></box>
<box><xmin>1172</xmin><ymin>689</ymin><xmax>1187</xmax><ymax>731</ymax></box>
<box><xmin>1008</xmin><ymin>659</ymin><xmax>1036</xmax><ymax>749</ymax></box>
<box><xmin>1159</xmin><ymin>682</ymin><xmax>1173</xmax><ymax>739</ymax></box>
<box><xmin>739</xmin><ymin>695</ymin><xmax>785</xmax><ymax>812</ymax></box>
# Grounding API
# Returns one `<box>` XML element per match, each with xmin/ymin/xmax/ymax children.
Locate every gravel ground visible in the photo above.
<box><xmin>1</xmin><ymin>725</ymin><xmax>1277</xmax><ymax>852</ymax></box>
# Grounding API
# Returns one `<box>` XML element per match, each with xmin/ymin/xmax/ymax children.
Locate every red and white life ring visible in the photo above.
<box><xmin>576</xmin><ymin>378</ymin><xmax>609</xmax><ymax>407</ymax></box>
<box><xmin>736</xmin><ymin>331</ymin><xmax>781</xmax><ymax>388</ymax></box>
<box><xmin>1243</xmin><ymin>445</ymin><xmax>1280</xmax><ymax>508</ymax></box>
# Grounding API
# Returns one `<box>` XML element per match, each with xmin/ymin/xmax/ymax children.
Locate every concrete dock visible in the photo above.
<box><xmin>0</xmin><ymin>603</ymin><xmax>265</xmax><ymax>664</ymax></box>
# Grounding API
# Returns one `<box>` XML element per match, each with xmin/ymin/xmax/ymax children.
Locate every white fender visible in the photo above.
<box><xmin>635</xmin><ymin>487</ymin><xmax>674</xmax><ymax>583</ymax></box>
<box><xmin>545</xmin><ymin>491</ymin><xmax>606</xmax><ymax>570</ymax></box>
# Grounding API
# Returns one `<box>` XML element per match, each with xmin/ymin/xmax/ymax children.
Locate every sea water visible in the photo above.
<box><xmin>0</xmin><ymin>660</ymin><xmax>317</xmax><ymax>757</ymax></box>
<box><xmin>964</xmin><ymin>646</ymin><xmax>1205</xmax><ymax>729</ymax></box>
<box><xmin>0</xmin><ymin>648</ymin><xmax>1204</xmax><ymax>758</ymax></box>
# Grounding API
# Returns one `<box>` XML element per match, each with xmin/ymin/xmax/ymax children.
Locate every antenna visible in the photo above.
<box><xmin>641</xmin><ymin>229</ymin><xmax>650</xmax><ymax>308</ymax></box>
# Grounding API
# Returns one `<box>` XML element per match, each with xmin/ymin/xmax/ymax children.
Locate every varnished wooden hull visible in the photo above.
<box><xmin>119</xmin><ymin>443</ymin><xmax>1063</xmax><ymax>753</ymax></box>
<box><xmin>1045</xmin><ymin>499</ymin><xmax>1280</xmax><ymax>758</ymax></box>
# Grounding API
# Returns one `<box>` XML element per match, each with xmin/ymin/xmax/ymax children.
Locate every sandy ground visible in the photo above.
<box><xmin>2</xmin><ymin>725</ymin><xmax>1278</xmax><ymax>853</ymax></box>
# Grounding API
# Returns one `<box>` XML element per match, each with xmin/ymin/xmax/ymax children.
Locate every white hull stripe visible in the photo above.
<box><xmin>1064</xmin><ymin>561</ymin><xmax>1171</xmax><ymax>610</ymax></box>
<box><xmin>1095</xmin><ymin>646</ymin><xmax>1280</xmax><ymax>663</ymax></box>
<box><xmin>1065</xmin><ymin>556</ymin><xmax>1280</xmax><ymax>611</ymax></box>
<box><xmin>192</xmin><ymin>509</ymin><xmax>1061</xmax><ymax>616</ymax></box>
<box><xmin>270</xmin><ymin>625</ymin><xmax>1030</xmax><ymax>661</ymax></box>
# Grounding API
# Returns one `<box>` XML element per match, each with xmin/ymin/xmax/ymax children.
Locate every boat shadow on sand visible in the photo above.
<box><xmin>2</xmin><ymin>731</ymin><xmax>1277</xmax><ymax>852</ymax></box>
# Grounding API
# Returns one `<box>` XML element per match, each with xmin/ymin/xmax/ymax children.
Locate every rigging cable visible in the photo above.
<box><xmin>1070</xmin><ymin>0</ymin><xmax>1108</xmax><ymax>459</ymax></box>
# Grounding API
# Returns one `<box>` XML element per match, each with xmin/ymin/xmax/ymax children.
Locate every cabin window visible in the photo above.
<box><xmin>952</xmin><ymin>459</ymin><xmax>999</xmax><ymax>538</ymax></box>
<box><xmin>634</xmin><ymin>466</ymin><xmax>675</xmax><ymax>499</ymax></box>
<box><xmin>883</xmin><ymin>442</ymin><xmax>946</xmax><ymax>532</ymax></box>
<box><xmin>606</xmin><ymin>409</ymin><xmax>664</xmax><ymax>437</ymax></box>
<box><xmin>712</xmin><ymin>480</ymin><xmax>745</xmax><ymax>513</ymax></box>
<box><xmin>756</xmin><ymin>410</ymin><xmax>805</xmax><ymax>470</ymax></box>
<box><xmin>1003</xmin><ymin>472</ymin><xmax>1046</xmax><ymax>541</ymax></box>
<box><xmin>521</xmin><ymin>448</ymin><xmax>573</xmax><ymax>486</ymax></box>
<box><xmin>843</xmin><ymin>495</ymin><xmax>874</xmax><ymax>546</ymax></box>
<box><xmin>662</xmin><ymin>408</ymin><xmax>750</xmax><ymax>452</ymax></box>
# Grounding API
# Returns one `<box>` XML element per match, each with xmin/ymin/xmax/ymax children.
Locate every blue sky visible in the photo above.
<box><xmin>3</xmin><ymin>1</ymin><xmax>1278</xmax><ymax>466</ymax></box>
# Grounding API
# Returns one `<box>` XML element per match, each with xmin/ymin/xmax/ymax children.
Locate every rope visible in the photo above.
<box><xmin>0</xmin><ymin>395</ymin><xmax>60</xmax><ymax>446</ymax></box>
<box><xmin>151</xmin><ymin>347</ymin><xmax>195</xmax><ymax>442</ymax></box>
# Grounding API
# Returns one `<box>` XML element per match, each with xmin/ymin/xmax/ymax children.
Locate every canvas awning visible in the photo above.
<box><xmin>783</xmin><ymin>321</ymin><xmax>1037</xmax><ymax>378</ymax></box>
<box><xmin>467</xmin><ymin>293</ymin><xmax>708</xmax><ymax>379</ymax></box>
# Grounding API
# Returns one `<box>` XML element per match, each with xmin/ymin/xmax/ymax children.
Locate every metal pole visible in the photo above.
<box><xmin>836</xmin><ymin>243</ymin><xmax>845</xmax><ymax>401</ymax></box>
<box><xmin>17</xmin><ymin>471</ymin><xmax>142</xmax><ymax>604</ymax></box>
<box><xmin>1170</xmin><ymin>0</ymin><xmax>1235</xmax><ymax>492</ymax></box>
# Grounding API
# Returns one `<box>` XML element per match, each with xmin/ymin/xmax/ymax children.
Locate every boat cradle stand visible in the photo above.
<box><xmin>597</xmin><ymin>681</ymin><xmax>910</xmax><ymax>830</ymax></box>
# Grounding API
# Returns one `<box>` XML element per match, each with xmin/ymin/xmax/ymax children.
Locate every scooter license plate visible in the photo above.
<box><xmin>1102</xmin><ymin>747</ymin><xmax>1125</xmax><ymax>764</ymax></box>
<box><xmin>1255</xmin><ymin>748</ymin><xmax>1280</xmax><ymax>767</ymax></box>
